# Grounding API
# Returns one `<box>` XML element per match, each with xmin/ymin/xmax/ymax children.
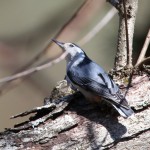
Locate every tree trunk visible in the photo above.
<box><xmin>0</xmin><ymin>73</ymin><xmax>150</xmax><ymax>150</ymax></box>
<box><xmin>1</xmin><ymin>0</ymin><xmax>150</xmax><ymax>150</ymax></box>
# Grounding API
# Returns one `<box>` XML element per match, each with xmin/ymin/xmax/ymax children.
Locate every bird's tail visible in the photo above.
<box><xmin>112</xmin><ymin>104</ymin><xmax>134</xmax><ymax>118</ymax></box>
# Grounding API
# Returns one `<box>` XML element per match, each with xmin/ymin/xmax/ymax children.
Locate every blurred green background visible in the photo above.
<box><xmin>0</xmin><ymin>0</ymin><xmax>149</xmax><ymax>131</ymax></box>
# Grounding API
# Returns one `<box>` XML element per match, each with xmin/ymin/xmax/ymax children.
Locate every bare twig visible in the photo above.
<box><xmin>135</xmin><ymin>29</ymin><xmax>150</xmax><ymax>66</ymax></box>
<box><xmin>15</xmin><ymin>1</ymin><xmax>87</xmax><ymax>73</ymax></box>
<box><xmin>114</xmin><ymin>0</ymin><xmax>138</xmax><ymax>70</ymax></box>
<box><xmin>0</xmin><ymin>3</ymin><xmax>114</xmax><ymax>87</ymax></box>
<box><xmin>122</xmin><ymin>0</ymin><xmax>132</xmax><ymax>68</ymax></box>
<box><xmin>78</xmin><ymin>7</ymin><xmax>117</xmax><ymax>46</ymax></box>
<box><xmin>135</xmin><ymin>57</ymin><xmax>150</xmax><ymax>68</ymax></box>
<box><xmin>0</xmin><ymin>52</ymin><xmax>68</xmax><ymax>84</ymax></box>
<box><xmin>0</xmin><ymin>1</ymin><xmax>87</xmax><ymax>94</ymax></box>
<box><xmin>0</xmin><ymin>1</ymin><xmax>139</xmax><ymax>88</ymax></box>
<box><xmin>53</xmin><ymin>0</ymin><xmax>104</xmax><ymax>42</ymax></box>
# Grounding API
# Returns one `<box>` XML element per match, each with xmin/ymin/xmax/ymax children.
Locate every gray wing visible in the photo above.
<box><xmin>67</xmin><ymin>62</ymin><xmax>129</xmax><ymax>109</ymax></box>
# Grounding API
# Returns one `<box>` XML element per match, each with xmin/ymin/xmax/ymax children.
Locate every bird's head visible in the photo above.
<box><xmin>52</xmin><ymin>39</ymin><xmax>85</xmax><ymax>61</ymax></box>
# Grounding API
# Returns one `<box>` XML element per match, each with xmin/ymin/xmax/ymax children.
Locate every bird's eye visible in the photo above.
<box><xmin>69</xmin><ymin>44</ymin><xmax>74</xmax><ymax>47</ymax></box>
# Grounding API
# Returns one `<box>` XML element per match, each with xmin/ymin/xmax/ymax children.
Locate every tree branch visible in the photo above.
<box><xmin>0</xmin><ymin>1</ymin><xmax>87</xmax><ymax>95</ymax></box>
<box><xmin>109</xmin><ymin>0</ymin><xmax>138</xmax><ymax>70</ymax></box>
<box><xmin>122</xmin><ymin>0</ymin><xmax>132</xmax><ymax>68</ymax></box>
<box><xmin>135</xmin><ymin>29</ymin><xmax>150</xmax><ymax>66</ymax></box>
<box><xmin>78</xmin><ymin>7</ymin><xmax>117</xmax><ymax>46</ymax></box>
<box><xmin>0</xmin><ymin>8</ymin><xmax>117</xmax><ymax>85</ymax></box>
<box><xmin>0</xmin><ymin>52</ymin><xmax>68</xmax><ymax>84</ymax></box>
<box><xmin>0</xmin><ymin>0</ymin><xmax>104</xmax><ymax>96</ymax></box>
<box><xmin>0</xmin><ymin>74</ymin><xmax>150</xmax><ymax>149</ymax></box>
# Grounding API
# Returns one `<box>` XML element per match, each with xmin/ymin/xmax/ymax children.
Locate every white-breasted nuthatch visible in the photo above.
<box><xmin>52</xmin><ymin>39</ymin><xmax>134</xmax><ymax>118</ymax></box>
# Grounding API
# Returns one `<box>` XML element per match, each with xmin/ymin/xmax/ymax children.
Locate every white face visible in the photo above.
<box><xmin>63</xmin><ymin>43</ymin><xmax>84</xmax><ymax>58</ymax></box>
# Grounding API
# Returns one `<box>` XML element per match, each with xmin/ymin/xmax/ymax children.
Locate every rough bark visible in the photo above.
<box><xmin>0</xmin><ymin>1</ymin><xmax>149</xmax><ymax>150</ymax></box>
<box><xmin>0</xmin><ymin>73</ymin><xmax>149</xmax><ymax>150</ymax></box>
<box><xmin>108</xmin><ymin>0</ymin><xmax>138</xmax><ymax>70</ymax></box>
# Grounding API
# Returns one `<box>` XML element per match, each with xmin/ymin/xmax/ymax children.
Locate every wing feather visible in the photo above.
<box><xmin>67</xmin><ymin>69</ymin><xmax>130</xmax><ymax>109</ymax></box>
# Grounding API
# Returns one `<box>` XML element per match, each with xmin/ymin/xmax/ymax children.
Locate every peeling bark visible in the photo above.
<box><xmin>0</xmin><ymin>73</ymin><xmax>149</xmax><ymax>150</ymax></box>
<box><xmin>0</xmin><ymin>1</ymin><xmax>149</xmax><ymax>149</ymax></box>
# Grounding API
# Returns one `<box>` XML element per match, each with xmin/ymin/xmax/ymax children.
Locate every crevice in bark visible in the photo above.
<box><xmin>103</xmin><ymin>128</ymin><xmax>150</xmax><ymax>149</ymax></box>
<box><xmin>0</xmin><ymin>72</ymin><xmax>149</xmax><ymax>149</ymax></box>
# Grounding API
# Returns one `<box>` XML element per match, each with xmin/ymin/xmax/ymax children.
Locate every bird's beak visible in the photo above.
<box><xmin>52</xmin><ymin>39</ymin><xmax>64</xmax><ymax>48</ymax></box>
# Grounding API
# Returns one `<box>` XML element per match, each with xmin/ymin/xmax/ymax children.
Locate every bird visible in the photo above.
<box><xmin>52</xmin><ymin>39</ymin><xmax>134</xmax><ymax>118</ymax></box>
